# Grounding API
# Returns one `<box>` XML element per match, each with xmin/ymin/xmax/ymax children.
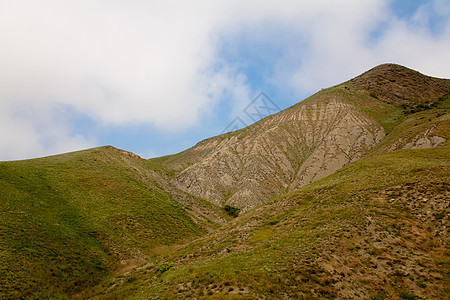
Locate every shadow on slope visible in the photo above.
<box><xmin>0</xmin><ymin>146</ymin><xmax>212</xmax><ymax>299</ymax></box>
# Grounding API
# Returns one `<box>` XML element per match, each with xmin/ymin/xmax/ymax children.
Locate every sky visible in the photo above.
<box><xmin>1</xmin><ymin>0</ymin><xmax>449</xmax><ymax>161</ymax></box>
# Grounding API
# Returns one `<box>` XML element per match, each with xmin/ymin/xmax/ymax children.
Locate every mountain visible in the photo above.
<box><xmin>159</xmin><ymin>64</ymin><xmax>449</xmax><ymax>212</ymax></box>
<box><xmin>92</xmin><ymin>143</ymin><xmax>450</xmax><ymax>299</ymax></box>
<box><xmin>0</xmin><ymin>147</ymin><xmax>226</xmax><ymax>298</ymax></box>
<box><xmin>1</xmin><ymin>63</ymin><xmax>449</xmax><ymax>299</ymax></box>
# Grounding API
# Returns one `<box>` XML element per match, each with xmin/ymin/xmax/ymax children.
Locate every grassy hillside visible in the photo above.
<box><xmin>1</xmin><ymin>64</ymin><xmax>448</xmax><ymax>299</ymax></box>
<box><xmin>89</xmin><ymin>143</ymin><xmax>449</xmax><ymax>299</ymax></box>
<box><xmin>0</xmin><ymin>147</ymin><xmax>207</xmax><ymax>299</ymax></box>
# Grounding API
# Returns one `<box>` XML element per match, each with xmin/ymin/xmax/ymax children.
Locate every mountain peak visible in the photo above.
<box><xmin>2</xmin><ymin>63</ymin><xmax>450</xmax><ymax>299</ymax></box>
<box><xmin>365</xmin><ymin>63</ymin><xmax>413</xmax><ymax>73</ymax></box>
<box><xmin>348</xmin><ymin>63</ymin><xmax>450</xmax><ymax>105</ymax></box>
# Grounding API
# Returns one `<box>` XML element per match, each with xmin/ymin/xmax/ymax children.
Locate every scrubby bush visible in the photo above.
<box><xmin>224</xmin><ymin>205</ymin><xmax>240</xmax><ymax>217</ymax></box>
<box><xmin>369</xmin><ymin>92</ymin><xmax>379</xmax><ymax>99</ymax></box>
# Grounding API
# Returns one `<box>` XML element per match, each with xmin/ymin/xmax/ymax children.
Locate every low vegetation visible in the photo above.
<box><xmin>87</xmin><ymin>145</ymin><xmax>449</xmax><ymax>299</ymax></box>
<box><xmin>1</xmin><ymin>64</ymin><xmax>449</xmax><ymax>298</ymax></box>
<box><xmin>223</xmin><ymin>205</ymin><xmax>240</xmax><ymax>218</ymax></box>
<box><xmin>0</xmin><ymin>147</ymin><xmax>206</xmax><ymax>299</ymax></box>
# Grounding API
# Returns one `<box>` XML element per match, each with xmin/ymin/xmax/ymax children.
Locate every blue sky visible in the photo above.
<box><xmin>1</xmin><ymin>0</ymin><xmax>450</xmax><ymax>160</ymax></box>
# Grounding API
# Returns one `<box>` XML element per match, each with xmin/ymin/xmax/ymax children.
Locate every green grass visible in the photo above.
<box><xmin>1</xmin><ymin>77</ymin><xmax>449</xmax><ymax>298</ymax></box>
<box><xmin>335</xmin><ymin>85</ymin><xmax>405</xmax><ymax>133</ymax></box>
<box><xmin>0</xmin><ymin>147</ymin><xmax>205</xmax><ymax>299</ymax></box>
<box><xmin>93</xmin><ymin>143</ymin><xmax>449</xmax><ymax>299</ymax></box>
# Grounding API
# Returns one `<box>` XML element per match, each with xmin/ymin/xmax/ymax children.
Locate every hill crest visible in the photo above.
<box><xmin>1</xmin><ymin>63</ymin><xmax>449</xmax><ymax>299</ymax></box>
<box><xmin>347</xmin><ymin>63</ymin><xmax>450</xmax><ymax>105</ymax></box>
<box><xmin>159</xmin><ymin>64</ymin><xmax>450</xmax><ymax>211</ymax></box>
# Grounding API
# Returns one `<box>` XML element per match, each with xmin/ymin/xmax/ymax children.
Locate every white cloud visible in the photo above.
<box><xmin>0</xmin><ymin>0</ymin><xmax>449</xmax><ymax>160</ymax></box>
<box><xmin>283</xmin><ymin>0</ymin><xmax>450</xmax><ymax>94</ymax></box>
<box><xmin>0</xmin><ymin>1</ymin><xmax>217</xmax><ymax>127</ymax></box>
<box><xmin>0</xmin><ymin>101</ymin><xmax>96</xmax><ymax>160</ymax></box>
<box><xmin>373</xmin><ymin>0</ymin><xmax>450</xmax><ymax>78</ymax></box>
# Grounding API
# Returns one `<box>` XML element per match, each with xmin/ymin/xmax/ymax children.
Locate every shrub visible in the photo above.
<box><xmin>268</xmin><ymin>219</ymin><xmax>279</xmax><ymax>226</ymax></box>
<box><xmin>224</xmin><ymin>205</ymin><xmax>240</xmax><ymax>217</ymax></box>
<box><xmin>369</xmin><ymin>92</ymin><xmax>379</xmax><ymax>99</ymax></box>
<box><xmin>417</xmin><ymin>281</ymin><xmax>426</xmax><ymax>288</ymax></box>
<box><xmin>156</xmin><ymin>263</ymin><xmax>174</xmax><ymax>275</ymax></box>
<box><xmin>399</xmin><ymin>290</ymin><xmax>416</xmax><ymax>299</ymax></box>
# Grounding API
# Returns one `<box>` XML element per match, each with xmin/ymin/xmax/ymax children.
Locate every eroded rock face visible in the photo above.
<box><xmin>171</xmin><ymin>97</ymin><xmax>384</xmax><ymax>211</ymax></box>
<box><xmin>162</xmin><ymin>64</ymin><xmax>450</xmax><ymax>212</ymax></box>
<box><xmin>380</xmin><ymin>118</ymin><xmax>448</xmax><ymax>153</ymax></box>
<box><xmin>403</xmin><ymin>130</ymin><xmax>446</xmax><ymax>149</ymax></box>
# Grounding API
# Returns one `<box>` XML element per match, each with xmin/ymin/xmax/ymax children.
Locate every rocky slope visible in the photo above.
<box><xmin>88</xmin><ymin>134</ymin><xmax>450</xmax><ymax>300</ymax></box>
<box><xmin>160</xmin><ymin>64</ymin><xmax>450</xmax><ymax>212</ymax></box>
<box><xmin>86</xmin><ymin>83</ymin><xmax>450</xmax><ymax>297</ymax></box>
<box><xmin>2</xmin><ymin>63</ymin><xmax>449</xmax><ymax>299</ymax></box>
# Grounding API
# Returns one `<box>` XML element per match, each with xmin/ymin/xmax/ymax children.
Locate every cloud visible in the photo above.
<box><xmin>283</xmin><ymin>0</ymin><xmax>450</xmax><ymax>94</ymax></box>
<box><xmin>372</xmin><ymin>0</ymin><xmax>450</xmax><ymax>77</ymax></box>
<box><xmin>0</xmin><ymin>0</ymin><xmax>449</xmax><ymax>160</ymax></box>
<box><xmin>1</xmin><ymin>1</ymin><xmax>217</xmax><ymax>127</ymax></box>
<box><xmin>0</xmin><ymin>101</ymin><xmax>96</xmax><ymax>160</ymax></box>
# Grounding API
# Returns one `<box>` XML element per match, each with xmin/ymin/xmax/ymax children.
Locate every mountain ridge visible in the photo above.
<box><xmin>1</xmin><ymin>63</ymin><xmax>449</xmax><ymax>299</ymax></box>
<box><xmin>158</xmin><ymin>63</ymin><xmax>450</xmax><ymax>211</ymax></box>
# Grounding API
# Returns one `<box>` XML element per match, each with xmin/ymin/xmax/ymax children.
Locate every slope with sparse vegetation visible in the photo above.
<box><xmin>85</xmin><ymin>143</ymin><xmax>449</xmax><ymax>299</ymax></box>
<box><xmin>1</xmin><ymin>64</ymin><xmax>449</xmax><ymax>299</ymax></box>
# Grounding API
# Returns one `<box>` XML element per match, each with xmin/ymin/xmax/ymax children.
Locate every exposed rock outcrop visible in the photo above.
<box><xmin>159</xmin><ymin>64</ymin><xmax>450</xmax><ymax>212</ymax></box>
<box><xmin>170</xmin><ymin>96</ymin><xmax>384</xmax><ymax>211</ymax></box>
